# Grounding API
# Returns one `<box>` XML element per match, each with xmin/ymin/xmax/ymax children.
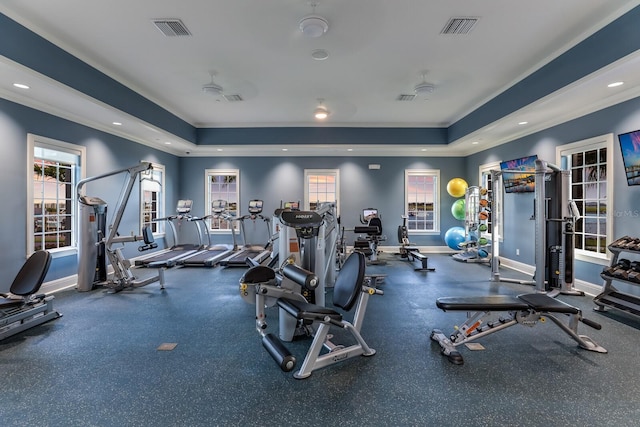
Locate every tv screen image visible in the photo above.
<box><xmin>618</xmin><ymin>129</ymin><xmax>640</xmax><ymax>186</ymax></box>
<box><xmin>500</xmin><ymin>155</ymin><xmax>538</xmax><ymax>193</ymax></box>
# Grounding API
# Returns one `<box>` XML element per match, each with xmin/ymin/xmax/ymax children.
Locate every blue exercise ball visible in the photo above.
<box><xmin>444</xmin><ymin>226</ymin><xmax>466</xmax><ymax>250</ymax></box>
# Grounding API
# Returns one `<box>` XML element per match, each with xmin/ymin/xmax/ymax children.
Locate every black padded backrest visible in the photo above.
<box><xmin>369</xmin><ymin>217</ymin><xmax>382</xmax><ymax>235</ymax></box>
<box><xmin>333</xmin><ymin>251</ymin><xmax>365</xmax><ymax>311</ymax></box>
<box><xmin>10</xmin><ymin>250</ymin><xmax>51</xmax><ymax>296</ymax></box>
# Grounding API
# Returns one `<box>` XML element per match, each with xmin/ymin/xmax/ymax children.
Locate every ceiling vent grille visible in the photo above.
<box><xmin>441</xmin><ymin>17</ymin><xmax>479</xmax><ymax>35</ymax></box>
<box><xmin>152</xmin><ymin>19</ymin><xmax>192</xmax><ymax>37</ymax></box>
<box><xmin>223</xmin><ymin>94</ymin><xmax>243</xmax><ymax>102</ymax></box>
<box><xmin>397</xmin><ymin>94</ymin><xmax>416</xmax><ymax>101</ymax></box>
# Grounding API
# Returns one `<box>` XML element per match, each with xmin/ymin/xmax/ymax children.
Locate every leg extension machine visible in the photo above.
<box><xmin>1</xmin><ymin>250</ymin><xmax>61</xmax><ymax>341</ymax></box>
<box><xmin>431</xmin><ymin>293</ymin><xmax>606</xmax><ymax>365</ymax></box>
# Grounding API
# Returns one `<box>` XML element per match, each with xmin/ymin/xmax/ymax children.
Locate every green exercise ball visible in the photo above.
<box><xmin>451</xmin><ymin>199</ymin><xmax>466</xmax><ymax>221</ymax></box>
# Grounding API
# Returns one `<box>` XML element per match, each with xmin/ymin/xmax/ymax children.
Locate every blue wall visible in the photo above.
<box><xmin>0</xmin><ymin>98</ymin><xmax>179</xmax><ymax>287</ymax></box>
<box><xmin>466</xmin><ymin>96</ymin><xmax>640</xmax><ymax>284</ymax></box>
<box><xmin>178</xmin><ymin>155</ymin><xmax>466</xmax><ymax>247</ymax></box>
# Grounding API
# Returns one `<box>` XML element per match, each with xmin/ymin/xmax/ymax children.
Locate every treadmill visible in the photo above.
<box><xmin>135</xmin><ymin>200</ymin><xmax>203</xmax><ymax>268</ymax></box>
<box><xmin>178</xmin><ymin>200</ymin><xmax>235</xmax><ymax>267</ymax></box>
<box><xmin>219</xmin><ymin>199</ymin><xmax>273</xmax><ymax>267</ymax></box>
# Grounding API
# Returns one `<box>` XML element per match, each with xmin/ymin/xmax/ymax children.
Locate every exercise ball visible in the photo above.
<box><xmin>478</xmin><ymin>224</ymin><xmax>488</xmax><ymax>232</ymax></box>
<box><xmin>451</xmin><ymin>199</ymin><xmax>466</xmax><ymax>220</ymax></box>
<box><xmin>478</xmin><ymin>237</ymin><xmax>488</xmax><ymax>246</ymax></box>
<box><xmin>447</xmin><ymin>178</ymin><xmax>468</xmax><ymax>198</ymax></box>
<box><xmin>444</xmin><ymin>226</ymin><xmax>466</xmax><ymax>250</ymax></box>
<box><xmin>478</xmin><ymin>248</ymin><xmax>489</xmax><ymax>258</ymax></box>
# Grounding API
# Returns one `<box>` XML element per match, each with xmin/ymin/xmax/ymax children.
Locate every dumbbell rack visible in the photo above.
<box><xmin>594</xmin><ymin>236</ymin><xmax>640</xmax><ymax>318</ymax></box>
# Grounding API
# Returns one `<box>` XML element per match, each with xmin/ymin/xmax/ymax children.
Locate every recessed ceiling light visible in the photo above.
<box><xmin>164</xmin><ymin>142</ymin><xmax>172</xmax><ymax>145</ymax></box>
<box><xmin>608</xmin><ymin>81</ymin><xmax>624</xmax><ymax>88</ymax></box>
<box><xmin>518</xmin><ymin>121</ymin><xmax>528</xmax><ymax>125</ymax></box>
<box><xmin>216</xmin><ymin>148</ymin><xmax>223</xmax><ymax>152</ymax></box>
<box><xmin>311</xmin><ymin>49</ymin><xmax>329</xmax><ymax>60</ymax></box>
<box><xmin>13</xmin><ymin>83</ymin><xmax>29</xmax><ymax>89</ymax></box>
<box><xmin>471</xmin><ymin>141</ymin><xmax>479</xmax><ymax>145</ymax></box>
<box><xmin>347</xmin><ymin>148</ymin><xmax>353</xmax><ymax>152</ymax></box>
<box><xmin>282</xmin><ymin>148</ymin><xmax>288</xmax><ymax>151</ymax></box>
<box><xmin>113</xmin><ymin>122</ymin><xmax>122</xmax><ymax>126</ymax></box>
<box><xmin>421</xmin><ymin>148</ymin><xmax>428</xmax><ymax>152</ymax></box>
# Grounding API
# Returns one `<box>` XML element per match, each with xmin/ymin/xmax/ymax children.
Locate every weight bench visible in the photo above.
<box><xmin>406</xmin><ymin>248</ymin><xmax>435</xmax><ymax>271</ymax></box>
<box><xmin>430</xmin><ymin>293</ymin><xmax>606</xmax><ymax>365</ymax></box>
<box><xmin>1</xmin><ymin>250</ymin><xmax>62</xmax><ymax>341</ymax></box>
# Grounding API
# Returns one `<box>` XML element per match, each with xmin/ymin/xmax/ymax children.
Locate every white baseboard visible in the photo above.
<box><xmin>499</xmin><ymin>257</ymin><xmax>603</xmax><ymax>296</ymax></box>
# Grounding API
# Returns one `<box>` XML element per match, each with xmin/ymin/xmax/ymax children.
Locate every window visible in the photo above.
<box><xmin>304</xmin><ymin>169</ymin><xmax>339</xmax><ymax>212</ymax></box>
<box><xmin>478</xmin><ymin>162</ymin><xmax>502</xmax><ymax>240</ymax></box>
<box><xmin>205</xmin><ymin>169</ymin><xmax>239</xmax><ymax>230</ymax></box>
<box><xmin>28</xmin><ymin>134</ymin><xmax>85</xmax><ymax>255</ymax></box>
<box><xmin>140</xmin><ymin>163</ymin><xmax>165</xmax><ymax>235</ymax></box>
<box><xmin>405</xmin><ymin>170</ymin><xmax>439</xmax><ymax>232</ymax></box>
<box><xmin>557</xmin><ymin>134</ymin><xmax>614</xmax><ymax>264</ymax></box>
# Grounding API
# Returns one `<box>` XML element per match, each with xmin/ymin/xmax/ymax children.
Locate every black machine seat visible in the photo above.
<box><xmin>0</xmin><ymin>250</ymin><xmax>51</xmax><ymax>307</ymax></box>
<box><xmin>277</xmin><ymin>299</ymin><xmax>342</xmax><ymax>323</ymax></box>
<box><xmin>436</xmin><ymin>295</ymin><xmax>528</xmax><ymax>312</ymax></box>
<box><xmin>276</xmin><ymin>251</ymin><xmax>365</xmax><ymax>320</ymax></box>
<box><xmin>368</xmin><ymin>217</ymin><xmax>382</xmax><ymax>236</ymax></box>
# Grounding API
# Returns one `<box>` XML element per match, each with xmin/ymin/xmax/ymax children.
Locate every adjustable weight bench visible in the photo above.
<box><xmin>1</xmin><ymin>250</ymin><xmax>61</xmax><ymax>341</ymax></box>
<box><xmin>430</xmin><ymin>293</ymin><xmax>606</xmax><ymax>365</ymax></box>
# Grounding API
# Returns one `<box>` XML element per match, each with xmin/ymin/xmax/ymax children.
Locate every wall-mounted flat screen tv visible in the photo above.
<box><xmin>500</xmin><ymin>155</ymin><xmax>537</xmax><ymax>193</ymax></box>
<box><xmin>618</xmin><ymin>129</ymin><xmax>640</xmax><ymax>186</ymax></box>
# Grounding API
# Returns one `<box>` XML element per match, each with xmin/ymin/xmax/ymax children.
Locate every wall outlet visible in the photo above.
<box><xmin>516</xmin><ymin>249</ymin><xmax>520</xmax><ymax>256</ymax></box>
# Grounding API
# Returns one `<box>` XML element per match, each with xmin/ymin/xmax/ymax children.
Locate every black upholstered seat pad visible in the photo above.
<box><xmin>277</xmin><ymin>298</ymin><xmax>342</xmax><ymax>322</ymax></box>
<box><xmin>0</xmin><ymin>297</ymin><xmax>24</xmax><ymax>308</ymax></box>
<box><xmin>436</xmin><ymin>295</ymin><xmax>528</xmax><ymax>311</ymax></box>
<box><xmin>517</xmin><ymin>293</ymin><xmax>579</xmax><ymax>314</ymax></box>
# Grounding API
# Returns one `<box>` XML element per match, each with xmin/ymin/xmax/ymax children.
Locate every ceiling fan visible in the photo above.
<box><xmin>202</xmin><ymin>72</ymin><xmax>243</xmax><ymax>102</ymax></box>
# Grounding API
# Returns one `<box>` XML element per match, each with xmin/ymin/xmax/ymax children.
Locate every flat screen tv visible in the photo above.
<box><xmin>500</xmin><ymin>155</ymin><xmax>537</xmax><ymax>193</ymax></box>
<box><xmin>618</xmin><ymin>129</ymin><xmax>640</xmax><ymax>186</ymax></box>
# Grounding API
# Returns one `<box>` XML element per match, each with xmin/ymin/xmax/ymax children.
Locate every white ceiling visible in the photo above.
<box><xmin>1</xmin><ymin>0</ymin><xmax>640</xmax><ymax>156</ymax></box>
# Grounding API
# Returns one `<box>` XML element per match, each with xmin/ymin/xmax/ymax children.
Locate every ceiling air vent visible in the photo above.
<box><xmin>397</xmin><ymin>94</ymin><xmax>416</xmax><ymax>101</ymax></box>
<box><xmin>223</xmin><ymin>94</ymin><xmax>243</xmax><ymax>102</ymax></box>
<box><xmin>152</xmin><ymin>19</ymin><xmax>192</xmax><ymax>37</ymax></box>
<box><xmin>441</xmin><ymin>17</ymin><xmax>479</xmax><ymax>35</ymax></box>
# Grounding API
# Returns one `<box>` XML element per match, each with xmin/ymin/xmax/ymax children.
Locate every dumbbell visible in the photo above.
<box><xmin>603</xmin><ymin>258</ymin><xmax>631</xmax><ymax>277</ymax></box>
<box><xmin>627</xmin><ymin>261</ymin><xmax>640</xmax><ymax>282</ymax></box>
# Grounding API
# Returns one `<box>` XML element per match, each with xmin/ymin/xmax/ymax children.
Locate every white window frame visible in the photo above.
<box><xmin>27</xmin><ymin>134</ymin><xmax>86</xmax><ymax>257</ymax></box>
<box><xmin>478</xmin><ymin>161</ymin><xmax>503</xmax><ymax>241</ymax></box>
<box><xmin>205</xmin><ymin>168</ymin><xmax>240</xmax><ymax>232</ymax></box>
<box><xmin>405</xmin><ymin>169</ymin><xmax>440</xmax><ymax>234</ymax></box>
<box><xmin>304</xmin><ymin>169</ymin><xmax>340</xmax><ymax>214</ymax></box>
<box><xmin>140</xmin><ymin>162</ymin><xmax>165</xmax><ymax>237</ymax></box>
<box><xmin>556</xmin><ymin>133</ymin><xmax>614</xmax><ymax>266</ymax></box>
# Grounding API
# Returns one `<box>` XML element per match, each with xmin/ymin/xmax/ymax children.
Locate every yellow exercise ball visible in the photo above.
<box><xmin>447</xmin><ymin>178</ymin><xmax>468</xmax><ymax>198</ymax></box>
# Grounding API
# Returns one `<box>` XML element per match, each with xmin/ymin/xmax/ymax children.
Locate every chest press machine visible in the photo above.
<box><xmin>431</xmin><ymin>160</ymin><xmax>607</xmax><ymax>365</ymax></box>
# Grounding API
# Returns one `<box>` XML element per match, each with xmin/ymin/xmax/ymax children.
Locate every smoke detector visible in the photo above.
<box><xmin>299</xmin><ymin>2</ymin><xmax>328</xmax><ymax>37</ymax></box>
<box><xmin>299</xmin><ymin>15</ymin><xmax>329</xmax><ymax>37</ymax></box>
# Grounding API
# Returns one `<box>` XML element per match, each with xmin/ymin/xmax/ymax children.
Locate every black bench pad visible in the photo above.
<box><xmin>277</xmin><ymin>298</ymin><xmax>342</xmax><ymax>322</ymax></box>
<box><xmin>436</xmin><ymin>295</ymin><xmax>528</xmax><ymax>311</ymax></box>
<box><xmin>517</xmin><ymin>293</ymin><xmax>579</xmax><ymax>314</ymax></box>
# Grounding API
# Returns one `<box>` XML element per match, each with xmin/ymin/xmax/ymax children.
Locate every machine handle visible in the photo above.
<box><xmin>581</xmin><ymin>317</ymin><xmax>602</xmax><ymax>330</ymax></box>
